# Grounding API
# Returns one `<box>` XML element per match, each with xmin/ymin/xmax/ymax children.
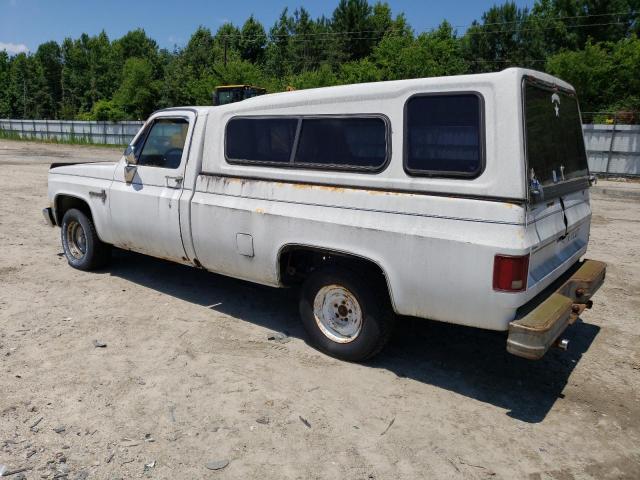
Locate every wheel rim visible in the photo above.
<box><xmin>312</xmin><ymin>284</ymin><xmax>363</xmax><ymax>343</ymax></box>
<box><xmin>65</xmin><ymin>220</ymin><xmax>87</xmax><ymax>260</ymax></box>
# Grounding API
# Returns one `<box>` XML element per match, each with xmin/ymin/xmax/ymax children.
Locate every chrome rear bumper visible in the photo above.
<box><xmin>507</xmin><ymin>259</ymin><xmax>606</xmax><ymax>360</ymax></box>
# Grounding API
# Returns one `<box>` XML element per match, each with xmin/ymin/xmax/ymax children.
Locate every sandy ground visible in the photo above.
<box><xmin>1</xmin><ymin>139</ymin><xmax>639</xmax><ymax>480</ymax></box>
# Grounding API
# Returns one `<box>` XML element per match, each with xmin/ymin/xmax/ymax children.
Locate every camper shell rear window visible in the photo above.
<box><xmin>523</xmin><ymin>78</ymin><xmax>589</xmax><ymax>199</ymax></box>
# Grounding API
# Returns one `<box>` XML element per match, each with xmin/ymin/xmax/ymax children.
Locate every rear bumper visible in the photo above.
<box><xmin>507</xmin><ymin>259</ymin><xmax>606</xmax><ymax>360</ymax></box>
<box><xmin>42</xmin><ymin>207</ymin><xmax>56</xmax><ymax>227</ymax></box>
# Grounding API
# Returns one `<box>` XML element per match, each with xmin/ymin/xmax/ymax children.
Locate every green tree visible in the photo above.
<box><xmin>266</xmin><ymin>9</ymin><xmax>294</xmax><ymax>78</ymax></box>
<box><xmin>82</xmin><ymin>99</ymin><xmax>126</xmax><ymax>121</ymax></box>
<box><xmin>289</xmin><ymin>63</ymin><xmax>338</xmax><ymax>89</ymax></box>
<box><xmin>372</xmin><ymin>21</ymin><xmax>466</xmax><ymax>80</ymax></box>
<box><xmin>34</xmin><ymin>41</ymin><xmax>63</xmax><ymax>118</ymax></box>
<box><xmin>59</xmin><ymin>32</ymin><xmax>119</xmax><ymax>118</ymax></box>
<box><xmin>339</xmin><ymin>58</ymin><xmax>381</xmax><ymax>83</ymax></box>
<box><xmin>114</xmin><ymin>57</ymin><xmax>159</xmax><ymax>119</ymax></box>
<box><xmin>546</xmin><ymin>41</ymin><xmax>613</xmax><ymax>112</ymax></box>
<box><xmin>463</xmin><ymin>2</ymin><xmax>530</xmax><ymax>72</ymax></box>
<box><xmin>3</xmin><ymin>0</ymin><xmax>639</xmax><ymax>122</ymax></box>
<box><xmin>240</xmin><ymin>15</ymin><xmax>267</xmax><ymax>63</ymax></box>
<box><xmin>290</xmin><ymin>8</ymin><xmax>317</xmax><ymax>72</ymax></box>
<box><xmin>182</xmin><ymin>27</ymin><xmax>218</xmax><ymax>77</ymax></box>
<box><xmin>550</xmin><ymin>0</ymin><xmax>640</xmax><ymax>48</ymax></box>
<box><xmin>86</xmin><ymin>32</ymin><xmax>119</xmax><ymax>109</ymax></box>
<box><xmin>332</xmin><ymin>0</ymin><xmax>374</xmax><ymax>61</ymax></box>
<box><xmin>0</xmin><ymin>51</ymin><xmax>11</xmax><ymax>117</ymax></box>
<box><xmin>215</xmin><ymin>23</ymin><xmax>241</xmax><ymax>61</ymax></box>
<box><xmin>114</xmin><ymin>29</ymin><xmax>158</xmax><ymax>57</ymax></box>
<box><xmin>8</xmin><ymin>53</ymin><xmax>49</xmax><ymax>119</ymax></box>
<box><xmin>370</xmin><ymin>2</ymin><xmax>412</xmax><ymax>38</ymax></box>
<box><xmin>546</xmin><ymin>35</ymin><xmax>640</xmax><ymax>114</ymax></box>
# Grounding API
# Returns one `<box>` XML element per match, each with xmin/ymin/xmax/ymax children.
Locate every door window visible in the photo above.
<box><xmin>137</xmin><ymin>118</ymin><xmax>189</xmax><ymax>169</ymax></box>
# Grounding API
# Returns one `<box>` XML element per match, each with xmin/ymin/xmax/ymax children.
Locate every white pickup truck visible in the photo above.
<box><xmin>44</xmin><ymin>68</ymin><xmax>606</xmax><ymax>362</ymax></box>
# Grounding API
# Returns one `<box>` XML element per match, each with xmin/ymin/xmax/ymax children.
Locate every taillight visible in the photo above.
<box><xmin>493</xmin><ymin>254</ymin><xmax>529</xmax><ymax>292</ymax></box>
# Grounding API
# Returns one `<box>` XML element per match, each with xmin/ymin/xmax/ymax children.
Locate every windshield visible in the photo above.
<box><xmin>524</xmin><ymin>80</ymin><xmax>589</xmax><ymax>196</ymax></box>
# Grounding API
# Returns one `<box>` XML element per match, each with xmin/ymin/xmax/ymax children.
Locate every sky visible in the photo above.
<box><xmin>0</xmin><ymin>0</ymin><xmax>536</xmax><ymax>54</ymax></box>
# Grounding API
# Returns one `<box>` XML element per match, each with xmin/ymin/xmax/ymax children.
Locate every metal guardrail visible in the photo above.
<box><xmin>0</xmin><ymin>118</ymin><xmax>638</xmax><ymax>176</ymax></box>
<box><xmin>0</xmin><ymin>119</ymin><xmax>144</xmax><ymax>146</ymax></box>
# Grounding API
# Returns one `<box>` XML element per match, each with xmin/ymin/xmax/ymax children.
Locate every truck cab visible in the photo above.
<box><xmin>44</xmin><ymin>68</ymin><xmax>605</xmax><ymax>362</ymax></box>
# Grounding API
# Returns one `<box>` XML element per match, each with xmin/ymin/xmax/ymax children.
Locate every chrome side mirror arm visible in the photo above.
<box><xmin>123</xmin><ymin>145</ymin><xmax>138</xmax><ymax>184</ymax></box>
<box><xmin>124</xmin><ymin>165</ymin><xmax>137</xmax><ymax>184</ymax></box>
<box><xmin>124</xmin><ymin>144</ymin><xmax>138</xmax><ymax>166</ymax></box>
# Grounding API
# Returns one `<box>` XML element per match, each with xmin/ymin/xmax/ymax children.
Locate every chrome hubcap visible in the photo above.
<box><xmin>65</xmin><ymin>220</ymin><xmax>87</xmax><ymax>259</ymax></box>
<box><xmin>313</xmin><ymin>285</ymin><xmax>363</xmax><ymax>343</ymax></box>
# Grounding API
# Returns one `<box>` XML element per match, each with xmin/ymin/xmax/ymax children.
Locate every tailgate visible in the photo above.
<box><xmin>523</xmin><ymin>76</ymin><xmax>592</xmax><ymax>291</ymax></box>
<box><xmin>527</xmin><ymin>189</ymin><xmax>591</xmax><ymax>290</ymax></box>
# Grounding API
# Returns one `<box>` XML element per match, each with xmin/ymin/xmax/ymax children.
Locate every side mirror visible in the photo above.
<box><xmin>124</xmin><ymin>144</ymin><xmax>137</xmax><ymax>165</ymax></box>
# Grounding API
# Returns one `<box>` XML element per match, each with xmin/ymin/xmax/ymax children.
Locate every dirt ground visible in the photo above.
<box><xmin>1</xmin><ymin>139</ymin><xmax>639</xmax><ymax>480</ymax></box>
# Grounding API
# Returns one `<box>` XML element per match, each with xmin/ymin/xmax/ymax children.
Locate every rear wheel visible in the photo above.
<box><xmin>299</xmin><ymin>266</ymin><xmax>394</xmax><ymax>361</ymax></box>
<box><xmin>61</xmin><ymin>208</ymin><xmax>111</xmax><ymax>271</ymax></box>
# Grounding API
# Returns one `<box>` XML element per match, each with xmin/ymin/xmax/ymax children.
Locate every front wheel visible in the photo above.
<box><xmin>61</xmin><ymin>208</ymin><xmax>111</xmax><ymax>271</ymax></box>
<box><xmin>299</xmin><ymin>266</ymin><xmax>395</xmax><ymax>362</ymax></box>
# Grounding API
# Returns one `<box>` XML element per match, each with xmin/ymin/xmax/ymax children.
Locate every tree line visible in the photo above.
<box><xmin>0</xmin><ymin>0</ymin><xmax>638</xmax><ymax>122</ymax></box>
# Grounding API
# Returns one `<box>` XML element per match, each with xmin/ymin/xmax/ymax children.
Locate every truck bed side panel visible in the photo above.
<box><xmin>189</xmin><ymin>175</ymin><xmax>563</xmax><ymax>331</ymax></box>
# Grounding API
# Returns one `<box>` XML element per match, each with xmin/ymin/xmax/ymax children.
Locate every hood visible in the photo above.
<box><xmin>49</xmin><ymin>161</ymin><xmax>118</xmax><ymax>181</ymax></box>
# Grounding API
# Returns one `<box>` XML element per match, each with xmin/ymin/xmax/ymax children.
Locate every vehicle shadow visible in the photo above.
<box><xmin>107</xmin><ymin>249</ymin><xmax>599</xmax><ymax>424</ymax></box>
<box><xmin>372</xmin><ymin>317</ymin><xmax>599</xmax><ymax>423</ymax></box>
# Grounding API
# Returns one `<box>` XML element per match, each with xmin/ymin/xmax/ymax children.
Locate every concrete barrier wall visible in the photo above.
<box><xmin>0</xmin><ymin>119</ymin><xmax>144</xmax><ymax>146</ymax></box>
<box><xmin>1</xmin><ymin>119</ymin><xmax>639</xmax><ymax>176</ymax></box>
<box><xmin>582</xmin><ymin>124</ymin><xmax>640</xmax><ymax>177</ymax></box>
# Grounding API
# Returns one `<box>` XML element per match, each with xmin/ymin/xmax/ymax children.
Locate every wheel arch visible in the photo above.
<box><xmin>53</xmin><ymin>193</ymin><xmax>95</xmax><ymax>225</ymax></box>
<box><xmin>56</xmin><ymin>193</ymin><xmax>110</xmax><ymax>243</ymax></box>
<box><xmin>275</xmin><ymin>243</ymin><xmax>398</xmax><ymax>313</ymax></box>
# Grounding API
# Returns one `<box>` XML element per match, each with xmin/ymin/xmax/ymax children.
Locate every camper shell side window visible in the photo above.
<box><xmin>225</xmin><ymin>114</ymin><xmax>391</xmax><ymax>173</ymax></box>
<box><xmin>403</xmin><ymin>92</ymin><xmax>485</xmax><ymax>179</ymax></box>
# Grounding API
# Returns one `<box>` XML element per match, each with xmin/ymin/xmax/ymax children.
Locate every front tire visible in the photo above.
<box><xmin>299</xmin><ymin>266</ymin><xmax>394</xmax><ymax>362</ymax></box>
<box><xmin>61</xmin><ymin>208</ymin><xmax>111</xmax><ymax>271</ymax></box>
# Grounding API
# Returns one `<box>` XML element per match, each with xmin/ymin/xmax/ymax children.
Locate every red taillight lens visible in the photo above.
<box><xmin>493</xmin><ymin>254</ymin><xmax>529</xmax><ymax>292</ymax></box>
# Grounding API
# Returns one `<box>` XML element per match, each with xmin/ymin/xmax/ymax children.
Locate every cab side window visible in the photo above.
<box><xmin>137</xmin><ymin>118</ymin><xmax>189</xmax><ymax>169</ymax></box>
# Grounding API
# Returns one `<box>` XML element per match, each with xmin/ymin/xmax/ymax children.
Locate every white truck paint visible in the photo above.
<box><xmin>45</xmin><ymin>68</ymin><xmax>605</xmax><ymax>361</ymax></box>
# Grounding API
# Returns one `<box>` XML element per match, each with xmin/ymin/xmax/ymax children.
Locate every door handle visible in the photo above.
<box><xmin>165</xmin><ymin>175</ymin><xmax>183</xmax><ymax>188</ymax></box>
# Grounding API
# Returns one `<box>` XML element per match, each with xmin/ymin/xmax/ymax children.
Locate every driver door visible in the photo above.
<box><xmin>109</xmin><ymin>111</ymin><xmax>195</xmax><ymax>262</ymax></box>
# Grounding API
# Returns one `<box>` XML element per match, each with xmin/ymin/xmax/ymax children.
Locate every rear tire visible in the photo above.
<box><xmin>61</xmin><ymin>208</ymin><xmax>111</xmax><ymax>271</ymax></box>
<box><xmin>299</xmin><ymin>265</ymin><xmax>394</xmax><ymax>362</ymax></box>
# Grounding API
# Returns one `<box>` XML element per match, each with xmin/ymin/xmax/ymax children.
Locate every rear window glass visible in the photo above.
<box><xmin>226</xmin><ymin>118</ymin><xmax>297</xmax><ymax>163</ymax></box>
<box><xmin>524</xmin><ymin>82</ymin><xmax>589</xmax><ymax>188</ymax></box>
<box><xmin>405</xmin><ymin>94</ymin><xmax>483</xmax><ymax>176</ymax></box>
<box><xmin>294</xmin><ymin>117</ymin><xmax>387</xmax><ymax>169</ymax></box>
